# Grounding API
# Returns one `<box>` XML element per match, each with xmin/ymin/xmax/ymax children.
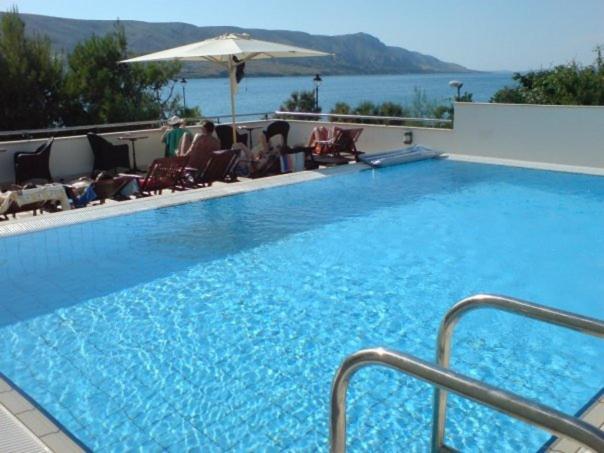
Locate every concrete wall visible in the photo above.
<box><xmin>449</xmin><ymin>103</ymin><xmax>604</xmax><ymax>169</ymax></box>
<box><xmin>2</xmin><ymin>102</ymin><xmax>604</xmax><ymax>183</ymax></box>
<box><xmin>0</xmin><ymin>121</ymin><xmax>268</xmax><ymax>184</ymax></box>
<box><xmin>285</xmin><ymin>120</ymin><xmax>452</xmax><ymax>153</ymax></box>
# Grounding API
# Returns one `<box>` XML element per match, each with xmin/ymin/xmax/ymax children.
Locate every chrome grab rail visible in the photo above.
<box><xmin>330</xmin><ymin>348</ymin><xmax>604</xmax><ymax>453</ymax></box>
<box><xmin>432</xmin><ymin>294</ymin><xmax>604</xmax><ymax>452</ymax></box>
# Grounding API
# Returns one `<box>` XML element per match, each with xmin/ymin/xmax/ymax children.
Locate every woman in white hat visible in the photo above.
<box><xmin>160</xmin><ymin>116</ymin><xmax>192</xmax><ymax>157</ymax></box>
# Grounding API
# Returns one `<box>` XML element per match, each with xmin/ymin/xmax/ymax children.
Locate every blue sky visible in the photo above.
<box><xmin>4</xmin><ymin>0</ymin><xmax>604</xmax><ymax>71</ymax></box>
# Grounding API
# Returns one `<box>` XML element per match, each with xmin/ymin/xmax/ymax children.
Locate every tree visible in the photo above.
<box><xmin>279</xmin><ymin>90</ymin><xmax>320</xmax><ymax>120</ymax></box>
<box><xmin>491</xmin><ymin>47</ymin><xmax>604</xmax><ymax>106</ymax></box>
<box><xmin>63</xmin><ymin>23</ymin><xmax>183</xmax><ymax>125</ymax></box>
<box><xmin>0</xmin><ymin>9</ymin><xmax>64</xmax><ymax>130</ymax></box>
<box><xmin>280</xmin><ymin>90</ymin><xmax>320</xmax><ymax>113</ymax></box>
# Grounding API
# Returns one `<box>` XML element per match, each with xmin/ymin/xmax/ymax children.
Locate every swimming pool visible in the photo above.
<box><xmin>1</xmin><ymin>160</ymin><xmax>603</xmax><ymax>451</ymax></box>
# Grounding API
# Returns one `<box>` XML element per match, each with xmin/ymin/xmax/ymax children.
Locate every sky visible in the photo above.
<box><xmin>3</xmin><ymin>0</ymin><xmax>604</xmax><ymax>71</ymax></box>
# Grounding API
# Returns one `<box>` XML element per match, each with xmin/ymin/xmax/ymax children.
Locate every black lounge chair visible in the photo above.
<box><xmin>265</xmin><ymin>120</ymin><xmax>290</xmax><ymax>151</ymax></box>
<box><xmin>14</xmin><ymin>138</ymin><xmax>54</xmax><ymax>185</ymax></box>
<box><xmin>87</xmin><ymin>133</ymin><xmax>130</xmax><ymax>176</ymax></box>
<box><xmin>215</xmin><ymin>125</ymin><xmax>248</xmax><ymax>150</ymax></box>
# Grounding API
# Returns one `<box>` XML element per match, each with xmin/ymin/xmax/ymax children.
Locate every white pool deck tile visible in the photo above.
<box><xmin>0</xmin><ymin>375</ymin><xmax>84</xmax><ymax>452</ymax></box>
<box><xmin>448</xmin><ymin>153</ymin><xmax>604</xmax><ymax>176</ymax></box>
<box><xmin>546</xmin><ymin>395</ymin><xmax>604</xmax><ymax>453</ymax></box>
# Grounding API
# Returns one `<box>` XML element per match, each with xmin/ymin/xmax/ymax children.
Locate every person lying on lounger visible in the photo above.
<box><xmin>231</xmin><ymin>131</ymin><xmax>283</xmax><ymax>177</ymax></box>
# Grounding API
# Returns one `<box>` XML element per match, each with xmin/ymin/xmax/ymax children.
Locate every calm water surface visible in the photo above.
<box><xmin>176</xmin><ymin>72</ymin><xmax>514</xmax><ymax>117</ymax></box>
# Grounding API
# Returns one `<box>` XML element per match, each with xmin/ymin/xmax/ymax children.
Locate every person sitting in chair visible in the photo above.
<box><xmin>161</xmin><ymin>116</ymin><xmax>192</xmax><ymax>157</ymax></box>
<box><xmin>182</xmin><ymin>120</ymin><xmax>222</xmax><ymax>173</ymax></box>
<box><xmin>308</xmin><ymin>125</ymin><xmax>342</xmax><ymax>155</ymax></box>
<box><xmin>232</xmin><ymin>131</ymin><xmax>283</xmax><ymax>177</ymax></box>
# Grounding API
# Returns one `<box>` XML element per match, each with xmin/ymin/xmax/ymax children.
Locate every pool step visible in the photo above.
<box><xmin>538</xmin><ymin>388</ymin><xmax>604</xmax><ymax>453</ymax></box>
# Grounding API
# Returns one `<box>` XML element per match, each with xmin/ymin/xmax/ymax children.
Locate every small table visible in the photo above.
<box><xmin>117</xmin><ymin>135</ymin><xmax>148</xmax><ymax>172</ymax></box>
<box><xmin>237</xmin><ymin>125</ymin><xmax>263</xmax><ymax>149</ymax></box>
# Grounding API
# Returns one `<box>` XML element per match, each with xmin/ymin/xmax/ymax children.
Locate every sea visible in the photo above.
<box><xmin>177</xmin><ymin>72</ymin><xmax>515</xmax><ymax>118</ymax></box>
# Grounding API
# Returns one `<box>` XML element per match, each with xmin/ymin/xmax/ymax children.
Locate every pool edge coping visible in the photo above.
<box><xmin>3</xmin><ymin>154</ymin><xmax>604</xmax><ymax>239</ymax></box>
<box><xmin>0</xmin><ymin>372</ymin><xmax>89</xmax><ymax>452</ymax></box>
<box><xmin>447</xmin><ymin>153</ymin><xmax>604</xmax><ymax>176</ymax></box>
<box><xmin>0</xmin><ymin>163</ymin><xmax>367</xmax><ymax>238</ymax></box>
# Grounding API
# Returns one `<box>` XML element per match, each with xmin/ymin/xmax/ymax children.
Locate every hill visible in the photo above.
<box><xmin>14</xmin><ymin>13</ymin><xmax>472</xmax><ymax>77</ymax></box>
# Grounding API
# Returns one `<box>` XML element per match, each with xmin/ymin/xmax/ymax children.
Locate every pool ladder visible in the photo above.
<box><xmin>329</xmin><ymin>294</ymin><xmax>604</xmax><ymax>452</ymax></box>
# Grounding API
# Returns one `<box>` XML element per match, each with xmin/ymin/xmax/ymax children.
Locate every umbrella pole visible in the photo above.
<box><xmin>228</xmin><ymin>59</ymin><xmax>238</xmax><ymax>146</ymax></box>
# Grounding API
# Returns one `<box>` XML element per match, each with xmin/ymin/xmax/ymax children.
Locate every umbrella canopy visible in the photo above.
<box><xmin>121</xmin><ymin>34</ymin><xmax>330</xmax><ymax>142</ymax></box>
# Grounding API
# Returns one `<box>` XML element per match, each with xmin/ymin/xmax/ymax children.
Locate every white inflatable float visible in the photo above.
<box><xmin>360</xmin><ymin>145</ymin><xmax>443</xmax><ymax>168</ymax></box>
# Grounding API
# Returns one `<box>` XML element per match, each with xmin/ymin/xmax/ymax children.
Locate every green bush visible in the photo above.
<box><xmin>491</xmin><ymin>46</ymin><xmax>604</xmax><ymax>105</ymax></box>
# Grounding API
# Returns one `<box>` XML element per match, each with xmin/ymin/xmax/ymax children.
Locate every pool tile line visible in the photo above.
<box><xmin>6</xmin><ymin>282</ymin><xmax>415</xmax><ymax>452</ymax></box>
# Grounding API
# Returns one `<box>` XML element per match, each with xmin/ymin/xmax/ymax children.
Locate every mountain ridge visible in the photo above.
<box><xmin>12</xmin><ymin>13</ymin><xmax>473</xmax><ymax>77</ymax></box>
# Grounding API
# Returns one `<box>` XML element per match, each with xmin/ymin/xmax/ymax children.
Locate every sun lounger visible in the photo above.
<box><xmin>120</xmin><ymin>156</ymin><xmax>189</xmax><ymax>196</ymax></box>
<box><xmin>313</xmin><ymin>127</ymin><xmax>364</xmax><ymax>163</ymax></box>
<box><xmin>0</xmin><ymin>183</ymin><xmax>70</xmax><ymax>219</ymax></box>
<box><xmin>193</xmin><ymin>149</ymin><xmax>238</xmax><ymax>186</ymax></box>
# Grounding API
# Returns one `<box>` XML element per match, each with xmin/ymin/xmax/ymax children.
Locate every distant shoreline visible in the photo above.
<box><xmin>178</xmin><ymin>70</ymin><xmax>491</xmax><ymax>80</ymax></box>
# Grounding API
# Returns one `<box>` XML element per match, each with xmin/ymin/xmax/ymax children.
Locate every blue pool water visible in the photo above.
<box><xmin>1</xmin><ymin>160</ymin><xmax>603</xmax><ymax>451</ymax></box>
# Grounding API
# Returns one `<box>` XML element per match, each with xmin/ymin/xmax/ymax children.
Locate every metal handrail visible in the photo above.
<box><xmin>330</xmin><ymin>348</ymin><xmax>604</xmax><ymax>453</ymax></box>
<box><xmin>432</xmin><ymin>294</ymin><xmax>604</xmax><ymax>452</ymax></box>
<box><xmin>273</xmin><ymin>110</ymin><xmax>452</xmax><ymax>125</ymax></box>
<box><xmin>0</xmin><ymin>112</ymin><xmax>274</xmax><ymax>141</ymax></box>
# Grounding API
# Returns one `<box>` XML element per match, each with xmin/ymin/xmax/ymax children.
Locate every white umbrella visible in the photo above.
<box><xmin>121</xmin><ymin>33</ymin><xmax>330</xmax><ymax>143</ymax></box>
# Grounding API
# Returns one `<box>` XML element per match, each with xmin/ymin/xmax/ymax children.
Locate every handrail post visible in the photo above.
<box><xmin>431</xmin><ymin>294</ymin><xmax>604</xmax><ymax>452</ymax></box>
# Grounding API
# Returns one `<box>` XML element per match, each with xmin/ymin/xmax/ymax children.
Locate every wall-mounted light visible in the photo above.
<box><xmin>403</xmin><ymin>131</ymin><xmax>413</xmax><ymax>145</ymax></box>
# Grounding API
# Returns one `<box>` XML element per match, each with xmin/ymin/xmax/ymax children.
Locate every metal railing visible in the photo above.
<box><xmin>0</xmin><ymin>112</ymin><xmax>274</xmax><ymax>142</ymax></box>
<box><xmin>330</xmin><ymin>348</ymin><xmax>604</xmax><ymax>453</ymax></box>
<box><xmin>330</xmin><ymin>294</ymin><xmax>604</xmax><ymax>452</ymax></box>
<box><xmin>273</xmin><ymin>110</ymin><xmax>452</xmax><ymax>127</ymax></box>
<box><xmin>432</xmin><ymin>294</ymin><xmax>604</xmax><ymax>452</ymax></box>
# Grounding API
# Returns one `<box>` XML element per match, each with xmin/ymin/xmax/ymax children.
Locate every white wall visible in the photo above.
<box><xmin>449</xmin><ymin>103</ymin><xmax>604</xmax><ymax>169</ymax></box>
<box><xmin>285</xmin><ymin>120</ymin><xmax>452</xmax><ymax>154</ymax></box>
<box><xmin>0</xmin><ymin>121</ymin><xmax>268</xmax><ymax>184</ymax></box>
<box><xmin>2</xmin><ymin>103</ymin><xmax>604</xmax><ymax>184</ymax></box>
